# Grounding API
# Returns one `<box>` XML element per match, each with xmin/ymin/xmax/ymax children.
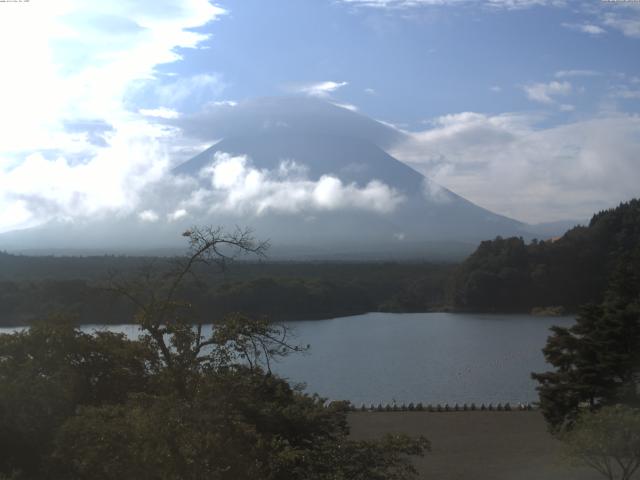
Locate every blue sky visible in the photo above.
<box><xmin>158</xmin><ymin>0</ymin><xmax>640</xmax><ymax>125</ymax></box>
<box><xmin>0</xmin><ymin>0</ymin><xmax>639</xmax><ymax>231</ymax></box>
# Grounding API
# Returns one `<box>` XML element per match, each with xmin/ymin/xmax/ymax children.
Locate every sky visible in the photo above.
<box><xmin>0</xmin><ymin>0</ymin><xmax>639</xmax><ymax>233</ymax></box>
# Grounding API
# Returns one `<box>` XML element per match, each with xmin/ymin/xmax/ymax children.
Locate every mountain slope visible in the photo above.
<box><xmin>0</xmin><ymin>97</ymin><xmax>527</xmax><ymax>258</ymax></box>
<box><xmin>171</xmin><ymin>98</ymin><xmax>526</xmax><ymax>250</ymax></box>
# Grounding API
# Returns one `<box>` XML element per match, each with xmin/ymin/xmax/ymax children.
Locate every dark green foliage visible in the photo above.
<box><xmin>0</xmin><ymin>259</ymin><xmax>453</xmax><ymax>327</ymax></box>
<box><xmin>0</xmin><ymin>322</ymin><xmax>153</xmax><ymax>477</ymax></box>
<box><xmin>561</xmin><ymin>405</ymin><xmax>640</xmax><ymax>480</ymax></box>
<box><xmin>449</xmin><ymin>199</ymin><xmax>640</xmax><ymax>312</ymax></box>
<box><xmin>299</xmin><ymin>433</ymin><xmax>430</xmax><ymax>480</ymax></box>
<box><xmin>0</xmin><ymin>227</ymin><xmax>429</xmax><ymax>479</ymax></box>
<box><xmin>0</xmin><ymin>327</ymin><xmax>428</xmax><ymax>480</ymax></box>
<box><xmin>532</xmin><ymin>246</ymin><xmax>640</xmax><ymax>432</ymax></box>
<box><xmin>53</xmin><ymin>374</ymin><xmax>417</xmax><ymax>480</ymax></box>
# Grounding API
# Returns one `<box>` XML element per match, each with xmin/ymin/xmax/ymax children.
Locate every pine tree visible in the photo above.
<box><xmin>532</xmin><ymin>248</ymin><xmax>640</xmax><ymax>432</ymax></box>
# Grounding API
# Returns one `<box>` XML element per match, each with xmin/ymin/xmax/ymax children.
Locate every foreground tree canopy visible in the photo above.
<box><xmin>561</xmin><ymin>405</ymin><xmax>640</xmax><ymax>480</ymax></box>
<box><xmin>0</xmin><ymin>227</ymin><xmax>428</xmax><ymax>480</ymax></box>
<box><xmin>532</xmin><ymin>243</ymin><xmax>640</xmax><ymax>431</ymax></box>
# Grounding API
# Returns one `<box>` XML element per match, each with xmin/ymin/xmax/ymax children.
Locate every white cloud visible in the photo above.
<box><xmin>168</xmin><ymin>208</ymin><xmax>188</xmax><ymax>221</ymax></box>
<box><xmin>210</xmin><ymin>100</ymin><xmax>238</xmax><ymax>107</ymax></box>
<box><xmin>523</xmin><ymin>81</ymin><xmax>572</xmax><ymax>104</ymax></box>
<box><xmin>559</xmin><ymin>104</ymin><xmax>575</xmax><ymax>112</ymax></box>
<box><xmin>138</xmin><ymin>209</ymin><xmax>160</xmax><ymax>222</ymax></box>
<box><xmin>423</xmin><ymin>178</ymin><xmax>454</xmax><ymax>204</ymax></box>
<box><xmin>0</xmin><ymin>1</ymin><xmax>224</xmax><ymax>233</ymax></box>
<box><xmin>0</xmin><ymin>121</ymin><xmax>171</xmax><ymax>233</ymax></box>
<box><xmin>294</xmin><ymin>81</ymin><xmax>348</xmax><ymax>98</ymax></box>
<box><xmin>339</xmin><ymin>0</ymin><xmax>456</xmax><ymax>8</ymax></box>
<box><xmin>559</xmin><ymin>4</ymin><xmax>640</xmax><ymax>40</ymax></box>
<box><xmin>603</xmin><ymin>12</ymin><xmax>640</xmax><ymax>38</ymax></box>
<box><xmin>139</xmin><ymin>108</ymin><xmax>181</xmax><ymax>119</ymax></box>
<box><xmin>391</xmin><ymin>112</ymin><xmax>640</xmax><ymax>223</ymax></box>
<box><xmin>188</xmin><ymin>152</ymin><xmax>405</xmax><ymax>215</ymax></box>
<box><xmin>332</xmin><ymin>102</ymin><xmax>359</xmax><ymax>112</ymax></box>
<box><xmin>0</xmin><ymin>201</ymin><xmax>32</xmax><ymax>231</ymax></box>
<box><xmin>142</xmin><ymin>73</ymin><xmax>226</xmax><ymax>107</ymax></box>
<box><xmin>486</xmin><ymin>0</ymin><xmax>566</xmax><ymax>8</ymax></box>
<box><xmin>364</xmin><ymin>88</ymin><xmax>377</xmax><ymax>95</ymax></box>
<box><xmin>339</xmin><ymin>0</ymin><xmax>565</xmax><ymax>9</ymax></box>
<box><xmin>561</xmin><ymin>22</ymin><xmax>606</xmax><ymax>35</ymax></box>
<box><xmin>490</xmin><ymin>85</ymin><xmax>502</xmax><ymax>92</ymax></box>
<box><xmin>555</xmin><ymin>70</ymin><xmax>600</xmax><ymax>78</ymax></box>
<box><xmin>612</xmin><ymin>88</ymin><xmax>640</xmax><ymax>99</ymax></box>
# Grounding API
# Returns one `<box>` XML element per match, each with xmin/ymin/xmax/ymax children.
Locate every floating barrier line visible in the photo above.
<box><xmin>342</xmin><ymin>402</ymin><xmax>537</xmax><ymax>412</ymax></box>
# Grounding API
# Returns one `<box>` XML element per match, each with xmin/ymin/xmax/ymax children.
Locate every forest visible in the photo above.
<box><xmin>0</xmin><ymin>256</ymin><xmax>451</xmax><ymax>327</ymax></box>
<box><xmin>0</xmin><ymin>199</ymin><xmax>638</xmax><ymax>327</ymax></box>
<box><xmin>448</xmin><ymin>199</ymin><xmax>640</xmax><ymax>313</ymax></box>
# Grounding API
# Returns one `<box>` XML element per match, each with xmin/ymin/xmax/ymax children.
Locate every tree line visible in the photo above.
<box><xmin>0</xmin><ymin>257</ymin><xmax>452</xmax><ymax>327</ymax></box>
<box><xmin>448</xmin><ymin>199</ymin><xmax>640</xmax><ymax>313</ymax></box>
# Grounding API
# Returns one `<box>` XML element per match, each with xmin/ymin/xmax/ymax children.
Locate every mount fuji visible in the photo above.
<box><xmin>0</xmin><ymin>97</ymin><xmax>533</xmax><ymax>259</ymax></box>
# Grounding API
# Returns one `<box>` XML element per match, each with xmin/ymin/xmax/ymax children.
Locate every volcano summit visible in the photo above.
<box><xmin>0</xmin><ymin>98</ymin><xmax>529</xmax><ymax>258</ymax></box>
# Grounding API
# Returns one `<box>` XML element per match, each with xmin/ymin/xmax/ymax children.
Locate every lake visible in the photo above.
<box><xmin>0</xmin><ymin>312</ymin><xmax>574</xmax><ymax>406</ymax></box>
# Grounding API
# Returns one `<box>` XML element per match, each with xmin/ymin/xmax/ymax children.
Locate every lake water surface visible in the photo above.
<box><xmin>0</xmin><ymin>312</ymin><xmax>574</xmax><ymax>406</ymax></box>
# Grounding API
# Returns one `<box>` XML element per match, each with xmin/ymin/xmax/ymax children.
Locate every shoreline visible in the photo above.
<box><xmin>0</xmin><ymin>309</ymin><xmax>575</xmax><ymax>329</ymax></box>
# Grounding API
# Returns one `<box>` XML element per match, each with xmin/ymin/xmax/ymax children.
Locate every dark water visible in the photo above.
<box><xmin>0</xmin><ymin>312</ymin><xmax>574</xmax><ymax>406</ymax></box>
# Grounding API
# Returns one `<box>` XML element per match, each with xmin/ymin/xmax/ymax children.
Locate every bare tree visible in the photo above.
<box><xmin>106</xmin><ymin>226</ymin><xmax>304</xmax><ymax>395</ymax></box>
<box><xmin>561</xmin><ymin>405</ymin><xmax>640</xmax><ymax>480</ymax></box>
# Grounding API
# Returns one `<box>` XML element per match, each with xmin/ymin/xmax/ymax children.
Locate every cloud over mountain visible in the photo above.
<box><xmin>188</xmin><ymin>152</ymin><xmax>404</xmax><ymax>215</ymax></box>
<box><xmin>0</xmin><ymin>0</ymin><xmax>224</xmax><ymax>233</ymax></box>
<box><xmin>292</xmin><ymin>81</ymin><xmax>349</xmax><ymax>98</ymax></box>
<box><xmin>392</xmin><ymin>111</ymin><xmax>640</xmax><ymax>222</ymax></box>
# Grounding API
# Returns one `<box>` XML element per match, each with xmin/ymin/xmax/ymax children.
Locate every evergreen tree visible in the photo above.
<box><xmin>532</xmin><ymin>248</ymin><xmax>640</xmax><ymax>432</ymax></box>
<box><xmin>450</xmin><ymin>199</ymin><xmax>640</xmax><ymax>312</ymax></box>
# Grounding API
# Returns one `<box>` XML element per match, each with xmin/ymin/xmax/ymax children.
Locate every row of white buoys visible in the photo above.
<box><xmin>349</xmin><ymin>402</ymin><xmax>535</xmax><ymax>412</ymax></box>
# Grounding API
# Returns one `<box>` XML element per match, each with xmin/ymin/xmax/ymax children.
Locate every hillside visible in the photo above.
<box><xmin>448</xmin><ymin>199</ymin><xmax>640</xmax><ymax>313</ymax></box>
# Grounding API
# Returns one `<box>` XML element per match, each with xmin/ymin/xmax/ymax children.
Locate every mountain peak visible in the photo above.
<box><xmin>170</xmin><ymin>96</ymin><xmax>405</xmax><ymax>150</ymax></box>
<box><xmin>0</xmin><ymin>97</ymin><xmax>527</xmax><ymax>258</ymax></box>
